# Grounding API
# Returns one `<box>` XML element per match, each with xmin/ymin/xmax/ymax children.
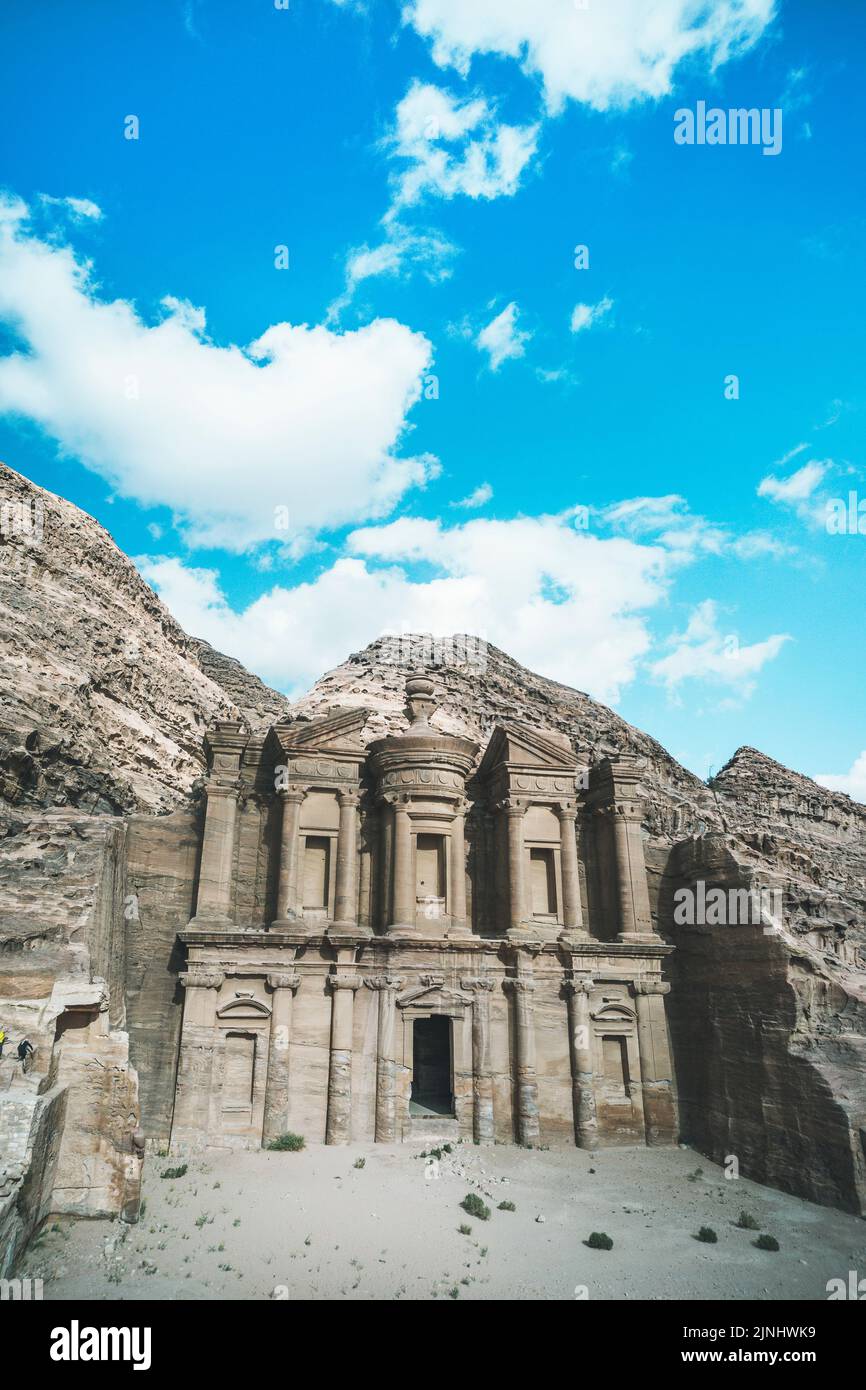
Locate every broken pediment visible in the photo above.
<box><xmin>275</xmin><ymin>706</ymin><xmax>370</xmax><ymax>757</ymax></box>
<box><xmin>397</xmin><ymin>978</ymin><xmax>473</xmax><ymax>1010</ymax></box>
<box><xmin>478</xmin><ymin>722</ymin><xmax>577</xmax><ymax>777</ymax></box>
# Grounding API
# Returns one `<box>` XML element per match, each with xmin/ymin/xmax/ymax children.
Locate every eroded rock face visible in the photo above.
<box><xmin>0</xmin><ymin>463</ymin><xmax>288</xmax><ymax>817</ymax></box>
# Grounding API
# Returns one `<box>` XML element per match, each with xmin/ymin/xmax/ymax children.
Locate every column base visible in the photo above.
<box><xmin>617</xmin><ymin>931</ymin><xmax>662</xmax><ymax>944</ymax></box>
<box><xmin>506</xmin><ymin>924</ymin><xmax>549</xmax><ymax>946</ymax></box>
<box><xmin>559</xmin><ymin>929</ymin><xmax>591</xmax><ymax>948</ymax></box>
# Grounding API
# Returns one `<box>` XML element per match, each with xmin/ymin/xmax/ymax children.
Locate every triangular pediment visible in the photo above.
<box><xmin>397</xmin><ymin>980</ymin><xmax>472</xmax><ymax>1010</ymax></box>
<box><xmin>478</xmin><ymin>721</ymin><xmax>577</xmax><ymax>778</ymax></box>
<box><xmin>276</xmin><ymin>706</ymin><xmax>369</xmax><ymax>756</ymax></box>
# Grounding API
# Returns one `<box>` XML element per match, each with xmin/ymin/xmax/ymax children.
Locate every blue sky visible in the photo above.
<box><xmin>0</xmin><ymin>0</ymin><xmax>864</xmax><ymax>793</ymax></box>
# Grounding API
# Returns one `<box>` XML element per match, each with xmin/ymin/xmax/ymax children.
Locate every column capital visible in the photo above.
<box><xmin>631</xmin><ymin>978</ymin><xmax>671</xmax><ymax>997</ymax></box>
<box><xmin>266</xmin><ymin>971</ymin><xmax>300</xmax><ymax>993</ymax></box>
<box><xmin>277</xmin><ymin>786</ymin><xmax>306</xmax><ymax>805</ymax></box>
<box><xmin>327</xmin><ymin>973</ymin><xmax>362</xmax><ymax>993</ymax></box>
<box><xmin>383</xmin><ymin>791</ymin><xmax>412</xmax><ymax>809</ymax></box>
<box><xmin>503</xmin><ymin>977</ymin><xmax>535</xmax><ymax>995</ymax></box>
<box><xmin>461</xmin><ymin>976</ymin><xmax>496</xmax><ymax>993</ymax></box>
<box><xmin>613</xmin><ymin>799</ymin><xmax>644</xmax><ymax>822</ymax></box>
<box><xmin>556</xmin><ymin>800</ymin><xmax>578</xmax><ymax>821</ymax></box>
<box><xmin>180</xmin><ymin>969</ymin><xmax>224</xmax><ymax>991</ymax></box>
<box><xmin>365</xmin><ymin>974</ymin><xmax>404</xmax><ymax>992</ymax></box>
<box><xmin>204</xmin><ymin>782</ymin><xmax>240</xmax><ymax>801</ymax></box>
<box><xmin>337</xmin><ymin>789</ymin><xmax>360</xmax><ymax>808</ymax></box>
<box><xmin>563</xmin><ymin>976</ymin><xmax>594</xmax><ymax>997</ymax></box>
<box><xmin>501</xmin><ymin>797</ymin><xmax>527</xmax><ymax>816</ymax></box>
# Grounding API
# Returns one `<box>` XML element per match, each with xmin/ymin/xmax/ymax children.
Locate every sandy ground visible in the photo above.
<box><xmin>19</xmin><ymin>1141</ymin><xmax>866</xmax><ymax>1301</ymax></box>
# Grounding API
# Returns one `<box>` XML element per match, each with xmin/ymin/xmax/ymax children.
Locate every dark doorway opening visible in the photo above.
<box><xmin>410</xmin><ymin>1016</ymin><xmax>453</xmax><ymax>1116</ymax></box>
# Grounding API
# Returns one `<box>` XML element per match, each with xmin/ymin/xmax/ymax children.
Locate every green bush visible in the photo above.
<box><xmin>267</xmin><ymin>1132</ymin><xmax>305</xmax><ymax>1152</ymax></box>
<box><xmin>585</xmin><ymin>1231</ymin><xmax>613</xmax><ymax>1250</ymax></box>
<box><xmin>736</xmin><ymin>1211</ymin><xmax>759</xmax><ymax>1230</ymax></box>
<box><xmin>696</xmin><ymin>1226</ymin><xmax>718</xmax><ymax>1243</ymax></box>
<box><xmin>497</xmin><ymin>1200</ymin><xmax>516</xmax><ymax>1212</ymax></box>
<box><xmin>755</xmin><ymin>1233</ymin><xmax>780</xmax><ymax>1251</ymax></box>
<box><xmin>159</xmin><ymin>1164</ymin><xmax>188</xmax><ymax>1180</ymax></box>
<box><xmin>458</xmin><ymin>1223</ymin><xmax>472</xmax><ymax>1236</ymax></box>
<box><xmin>460</xmin><ymin>1193</ymin><xmax>491</xmax><ymax>1221</ymax></box>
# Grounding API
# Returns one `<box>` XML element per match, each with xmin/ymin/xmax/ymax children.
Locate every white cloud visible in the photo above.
<box><xmin>570</xmin><ymin>296</ymin><xmax>613</xmax><ymax>334</ymax></box>
<box><xmin>402</xmin><ymin>0</ymin><xmax>776</xmax><ymax>114</ymax></box>
<box><xmin>0</xmin><ymin>197</ymin><xmax>436</xmax><ymax>550</ymax></box>
<box><xmin>603</xmin><ymin>493</ymin><xmax>789</xmax><ymax>560</ymax></box>
<box><xmin>815</xmin><ymin>751</ymin><xmax>866</xmax><ymax>804</ymax></box>
<box><xmin>39</xmin><ymin>194</ymin><xmax>103</xmax><ymax>222</ymax></box>
<box><xmin>451</xmin><ymin>482</ymin><xmax>493</xmax><ymax>509</ymax></box>
<box><xmin>140</xmin><ymin>511</ymin><xmax>676</xmax><ymax>703</ymax></box>
<box><xmin>139</xmin><ymin>504</ymin><xmax>791</xmax><ymax>707</ymax></box>
<box><xmin>328</xmin><ymin>225</ymin><xmax>456</xmax><ymax>318</ymax></box>
<box><xmin>388</xmin><ymin>80</ymin><xmax>539</xmax><ymax>210</ymax></box>
<box><xmin>649</xmin><ymin>599</ymin><xmax>790</xmax><ymax>702</ymax></box>
<box><xmin>758</xmin><ymin>458</ymin><xmax>832</xmax><ymax>526</ymax></box>
<box><xmin>475</xmin><ymin>301</ymin><xmax>531</xmax><ymax>370</ymax></box>
<box><xmin>329</xmin><ymin>80</ymin><xmax>536</xmax><ymax>310</ymax></box>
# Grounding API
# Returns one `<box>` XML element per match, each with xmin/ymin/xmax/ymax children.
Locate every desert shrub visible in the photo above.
<box><xmin>585</xmin><ymin>1231</ymin><xmax>613</xmax><ymax>1250</ymax></box>
<box><xmin>736</xmin><ymin>1211</ymin><xmax>759</xmax><ymax>1229</ymax></box>
<box><xmin>458</xmin><ymin>1223</ymin><xmax>472</xmax><ymax>1235</ymax></box>
<box><xmin>460</xmin><ymin>1193</ymin><xmax>491</xmax><ymax>1221</ymax></box>
<box><xmin>696</xmin><ymin>1226</ymin><xmax>718</xmax><ymax>1243</ymax></box>
<box><xmin>160</xmin><ymin>1164</ymin><xmax>188</xmax><ymax>1180</ymax></box>
<box><xmin>353</xmin><ymin>1157</ymin><xmax>366</xmax><ymax>1169</ymax></box>
<box><xmin>498</xmin><ymin>1200</ymin><xmax>516</xmax><ymax>1212</ymax></box>
<box><xmin>268</xmin><ymin>1132</ymin><xmax>305</xmax><ymax>1152</ymax></box>
<box><xmin>755</xmin><ymin>1234</ymin><xmax>780</xmax><ymax>1251</ymax></box>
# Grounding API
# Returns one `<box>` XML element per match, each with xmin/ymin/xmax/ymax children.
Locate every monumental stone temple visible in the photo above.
<box><xmin>170</xmin><ymin>676</ymin><xmax>676</xmax><ymax>1152</ymax></box>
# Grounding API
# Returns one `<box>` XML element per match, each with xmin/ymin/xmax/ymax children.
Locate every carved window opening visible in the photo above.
<box><xmin>416</xmin><ymin>833</ymin><xmax>445</xmax><ymax>903</ymax></box>
<box><xmin>602</xmin><ymin>1035</ymin><xmax>631</xmax><ymax>1096</ymax></box>
<box><xmin>303</xmin><ymin>835</ymin><xmax>330</xmax><ymax>910</ymax></box>
<box><xmin>530</xmin><ymin>847</ymin><xmax>557</xmax><ymax>917</ymax></box>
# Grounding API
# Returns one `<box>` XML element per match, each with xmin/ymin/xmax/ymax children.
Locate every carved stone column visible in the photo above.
<box><xmin>505</xmin><ymin>800</ymin><xmax>526</xmax><ymax>935</ymax></box>
<box><xmin>390</xmin><ymin>796</ymin><xmax>414</xmax><ymax>930</ymax></box>
<box><xmin>194</xmin><ymin>787</ymin><xmax>239</xmax><ymax>922</ymax></box>
<box><xmin>557</xmin><ymin>801</ymin><xmax>587</xmax><ymax>940</ymax></box>
<box><xmin>449</xmin><ymin>800</ymin><xmax>470</xmax><ymax>936</ymax></box>
<box><xmin>172</xmin><ymin>969</ymin><xmax>224</xmax><ymax>1150</ymax></box>
<box><xmin>564</xmin><ymin>976</ymin><xmax>598</xmax><ymax>1149</ymax></box>
<box><xmin>325</xmin><ymin>973</ymin><xmax>362</xmax><ymax>1144</ymax></box>
<box><xmin>632</xmin><ymin>979</ymin><xmax>676</xmax><ymax>1145</ymax></box>
<box><xmin>273</xmin><ymin>787</ymin><xmax>304</xmax><ymax>923</ymax></box>
<box><xmin>611</xmin><ymin>801</ymin><xmax>658</xmax><ymax>942</ymax></box>
<box><xmin>262</xmin><ymin>971</ymin><xmax>300</xmax><ymax>1146</ymax></box>
<box><xmin>334</xmin><ymin>791</ymin><xmax>359</xmax><ymax>924</ymax></box>
<box><xmin>366</xmin><ymin>974</ymin><xmax>403</xmax><ymax>1142</ymax></box>
<box><xmin>462</xmin><ymin>977</ymin><xmax>496</xmax><ymax>1143</ymax></box>
<box><xmin>504</xmin><ymin>963</ymin><xmax>539</xmax><ymax>1145</ymax></box>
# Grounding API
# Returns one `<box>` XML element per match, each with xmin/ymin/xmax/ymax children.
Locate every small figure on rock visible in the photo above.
<box><xmin>17</xmin><ymin>1038</ymin><xmax>34</xmax><ymax>1067</ymax></box>
<box><xmin>0</xmin><ymin>1024</ymin><xmax>6</xmax><ymax>1057</ymax></box>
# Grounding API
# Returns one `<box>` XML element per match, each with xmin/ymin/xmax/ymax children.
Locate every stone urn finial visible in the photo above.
<box><xmin>405</xmin><ymin>675</ymin><xmax>437</xmax><ymax>728</ymax></box>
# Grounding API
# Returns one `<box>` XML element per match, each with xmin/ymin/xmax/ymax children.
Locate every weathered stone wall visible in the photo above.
<box><xmin>663</xmin><ymin>835</ymin><xmax>866</xmax><ymax>1214</ymax></box>
<box><xmin>124</xmin><ymin>809</ymin><xmax>201</xmax><ymax>1143</ymax></box>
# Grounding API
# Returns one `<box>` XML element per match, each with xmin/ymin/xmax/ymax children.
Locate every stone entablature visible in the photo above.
<box><xmin>172</xmin><ymin>677</ymin><xmax>675</xmax><ymax>1155</ymax></box>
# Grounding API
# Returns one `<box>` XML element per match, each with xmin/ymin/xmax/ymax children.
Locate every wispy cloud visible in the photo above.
<box><xmin>475</xmin><ymin>301</ymin><xmax>531</xmax><ymax>370</ymax></box>
<box><xmin>570</xmin><ymin>296</ymin><xmax>614</xmax><ymax>334</ymax></box>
